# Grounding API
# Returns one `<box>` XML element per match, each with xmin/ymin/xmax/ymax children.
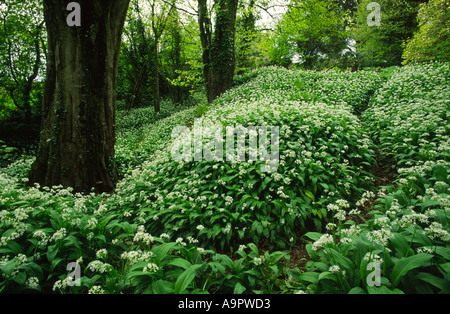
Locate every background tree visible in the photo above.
<box><xmin>235</xmin><ymin>0</ymin><xmax>258</xmax><ymax>74</ymax></box>
<box><xmin>160</xmin><ymin>5</ymin><xmax>186</xmax><ymax>104</ymax></box>
<box><xmin>353</xmin><ymin>0</ymin><xmax>426</xmax><ymax>67</ymax></box>
<box><xmin>28</xmin><ymin>0</ymin><xmax>130</xmax><ymax>193</ymax></box>
<box><xmin>118</xmin><ymin>0</ymin><xmax>154</xmax><ymax>111</ymax></box>
<box><xmin>145</xmin><ymin>0</ymin><xmax>176</xmax><ymax>113</ymax></box>
<box><xmin>198</xmin><ymin>0</ymin><xmax>239</xmax><ymax>103</ymax></box>
<box><xmin>268</xmin><ymin>0</ymin><xmax>351</xmax><ymax>69</ymax></box>
<box><xmin>165</xmin><ymin>11</ymin><xmax>206</xmax><ymax>103</ymax></box>
<box><xmin>0</xmin><ymin>0</ymin><xmax>46</xmax><ymax>123</ymax></box>
<box><xmin>402</xmin><ymin>0</ymin><xmax>450</xmax><ymax>64</ymax></box>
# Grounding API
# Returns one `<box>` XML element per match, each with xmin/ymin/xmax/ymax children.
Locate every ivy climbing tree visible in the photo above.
<box><xmin>198</xmin><ymin>0</ymin><xmax>239</xmax><ymax>103</ymax></box>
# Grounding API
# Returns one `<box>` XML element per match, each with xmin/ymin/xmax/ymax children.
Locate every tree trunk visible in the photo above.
<box><xmin>153</xmin><ymin>38</ymin><xmax>161</xmax><ymax>114</ymax></box>
<box><xmin>22</xmin><ymin>22</ymin><xmax>44</xmax><ymax>125</ymax></box>
<box><xmin>198</xmin><ymin>0</ymin><xmax>213</xmax><ymax>102</ymax></box>
<box><xmin>28</xmin><ymin>0</ymin><xmax>130</xmax><ymax>193</ymax></box>
<box><xmin>198</xmin><ymin>0</ymin><xmax>238</xmax><ymax>103</ymax></box>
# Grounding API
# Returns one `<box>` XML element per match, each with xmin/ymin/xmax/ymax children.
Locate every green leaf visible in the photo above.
<box><xmin>303</xmin><ymin>232</ymin><xmax>323</xmax><ymax>241</ymax></box>
<box><xmin>304</xmin><ymin>190</ymin><xmax>315</xmax><ymax>201</ymax></box>
<box><xmin>327</xmin><ymin>248</ymin><xmax>355</xmax><ymax>271</ymax></box>
<box><xmin>233</xmin><ymin>282</ymin><xmax>246</xmax><ymax>294</ymax></box>
<box><xmin>439</xmin><ymin>262</ymin><xmax>450</xmax><ymax>275</ymax></box>
<box><xmin>22</xmin><ymin>262</ymin><xmax>44</xmax><ymax>280</ymax></box>
<box><xmin>432</xmin><ymin>165</ymin><xmax>447</xmax><ymax>182</ymax></box>
<box><xmin>50</xmin><ymin>257</ymin><xmax>65</xmax><ymax>271</ymax></box>
<box><xmin>429</xmin><ymin>246</ymin><xmax>450</xmax><ymax>261</ymax></box>
<box><xmin>247</xmin><ymin>243</ymin><xmax>259</xmax><ymax>256</ymax></box>
<box><xmin>207</xmin><ymin>261</ymin><xmax>226</xmax><ymax>275</ymax></box>
<box><xmin>11</xmin><ymin>271</ymin><xmax>27</xmax><ymax>285</ymax></box>
<box><xmin>348</xmin><ymin>287</ymin><xmax>366</xmax><ymax>294</ymax></box>
<box><xmin>168</xmin><ymin>258</ymin><xmax>192</xmax><ymax>270</ymax></box>
<box><xmin>148</xmin><ymin>280</ymin><xmax>175</xmax><ymax>294</ymax></box>
<box><xmin>174</xmin><ymin>264</ymin><xmax>203</xmax><ymax>294</ymax></box>
<box><xmin>298</xmin><ymin>272</ymin><xmax>319</xmax><ymax>284</ymax></box>
<box><xmin>318</xmin><ymin>271</ymin><xmax>337</xmax><ymax>282</ymax></box>
<box><xmin>391</xmin><ymin>253</ymin><xmax>434</xmax><ymax>287</ymax></box>
<box><xmin>267</xmin><ymin>251</ymin><xmax>286</xmax><ymax>264</ymax></box>
<box><xmin>46</xmin><ymin>244</ymin><xmax>59</xmax><ymax>263</ymax></box>
<box><xmin>390</xmin><ymin>233</ymin><xmax>413</xmax><ymax>257</ymax></box>
<box><xmin>6</xmin><ymin>241</ymin><xmax>22</xmax><ymax>255</ymax></box>
<box><xmin>367</xmin><ymin>286</ymin><xmax>404</xmax><ymax>294</ymax></box>
<box><xmin>416</xmin><ymin>272</ymin><xmax>450</xmax><ymax>292</ymax></box>
<box><xmin>1</xmin><ymin>259</ymin><xmax>18</xmax><ymax>277</ymax></box>
<box><xmin>215</xmin><ymin>254</ymin><xmax>235</xmax><ymax>271</ymax></box>
<box><xmin>269</xmin><ymin>265</ymin><xmax>279</xmax><ymax>276</ymax></box>
<box><xmin>152</xmin><ymin>242</ymin><xmax>177</xmax><ymax>264</ymax></box>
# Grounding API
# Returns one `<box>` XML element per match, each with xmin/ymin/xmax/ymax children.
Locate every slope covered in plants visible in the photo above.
<box><xmin>0</xmin><ymin>64</ymin><xmax>448</xmax><ymax>294</ymax></box>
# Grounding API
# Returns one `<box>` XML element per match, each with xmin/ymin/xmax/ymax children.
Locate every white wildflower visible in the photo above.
<box><xmin>312</xmin><ymin>234</ymin><xmax>334</xmax><ymax>251</ymax></box>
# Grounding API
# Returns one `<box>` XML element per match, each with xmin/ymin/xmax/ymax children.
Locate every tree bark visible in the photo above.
<box><xmin>28</xmin><ymin>0</ymin><xmax>130</xmax><ymax>193</ymax></box>
<box><xmin>153</xmin><ymin>37</ymin><xmax>161</xmax><ymax>114</ymax></box>
<box><xmin>198</xmin><ymin>0</ymin><xmax>238</xmax><ymax>103</ymax></box>
<box><xmin>198</xmin><ymin>0</ymin><xmax>212</xmax><ymax>102</ymax></box>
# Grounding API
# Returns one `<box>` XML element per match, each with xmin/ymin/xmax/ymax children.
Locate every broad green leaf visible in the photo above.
<box><xmin>46</xmin><ymin>244</ymin><xmax>59</xmax><ymax>263</ymax></box>
<box><xmin>267</xmin><ymin>251</ymin><xmax>286</xmax><ymax>264</ymax></box>
<box><xmin>390</xmin><ymin>233</ymin><xmax>413</xmax><ymax>257</ymax></box>
<box><xmin>367</xmin><ymin>285</ymin><xmax>404</xmax><ymax>294</ymax></box>
<box><xmin>174</xmin><ymin>264</ymin><xmax>203</xmax><ymax>294</ymax></box>
<box><xmin>318</xmin><ymin>271</ymin><xmax>337</xmax><ymax>282</ymax></box>
<box><xmin>234</xmin><ymin>282</ymin><xmax>246</xmax><ymax>294</ymax></box>
<box><xmin>298</xmin><ymin>272</ymin><xmax>319</xmax><ymax>284</ymax></box>
<box><xmin>328</xmin><ymin>248</ymin><xmax>355</xmax><ymax>271</ymax></box>
<box><xmin>148</xmin><ymin>280</ymin><xmax>175</xmax><ymax>294</ymax></box>
<box><xmin>167</xmin><ymin>258</ymin><xmax>192</xmax><ymax>270</ymax></box>
<box><xmin>247</xmin><ymin>243</ymin><xmax>259</xmax><ymax>256</ymax></box>
<box><xmin>348</xmin><ymin>287</ymin><xmax>366</xmax><ymax>294</ymax></box>
<box><xmin>303</xmin><ymin>232</ymin><xmax>323</xmax><ymax>241</ymax></box>
<box><xmin>432</xmin><ymin>165</ymin><xmax>447</xmax><ymax>182</ymax></box>
<box><xmin>391</xmin><ymin>253</ymin><xmax>433</xmax><ymax>287</ymax></box>
<box><xmin>6</xmin><ymin>241</ymin><xmax>22</xmax><ymax>255</ymax></box>
<box><xmin>215</xmin><ymin>254</ymin><xmax>235</xmax><ymax>270</ymax></box>
<box><xmin>304</xmin><ymin>190</ymin><xmax>315</xmax><ymax>201</ymax></box>
<box><xmin>416</xmin><ymin>272</ymin><xmax>450</xmax><ymax>292</ymax></box>
<box><xmin>152</xmin><ymin>242</ymin><xmax>177</xmax><ymax>263</ymax></box>
<box><xmin>11</xmin><ymin>271</ymin><xmax>26</xmax><ymax>285</ymax></box>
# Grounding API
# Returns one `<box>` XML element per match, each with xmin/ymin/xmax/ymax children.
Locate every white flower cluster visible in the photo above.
<box><xmin>87</xmin><ymin>260</ymin><xmax>113</xmax><ymax>274</ymax></box>
<box><xmin>143</xmin><ymin>263</ymin><xmax>159</xmax><ymax>273</ymax></box>
<box><xmin>312</xmin><ymin>234</ymin><xmax>334</xmax><ymax>251</ymax></box>
<box><xmin>367</xmin><ymin>227</ymin><xmax>393</xmax><ymax>246</ymax></box>
<box><xmin>120</xmin><ymin>250</ymin><xmax>154</xmax><ymax>266</ymax></box>
<box><xmin>133</xmin><ymin>225</ymin><xmax>155</xmax><ymax>245</ymax></box>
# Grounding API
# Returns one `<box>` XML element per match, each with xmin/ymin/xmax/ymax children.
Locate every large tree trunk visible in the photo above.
<box><xmin>28</xmin><ymin>0</ymin><xmax>130</xmax><ymax>193</ymax></box>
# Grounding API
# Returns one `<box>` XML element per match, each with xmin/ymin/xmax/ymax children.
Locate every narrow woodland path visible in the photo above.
<box><xmin>288</xmin><ymin>80</ymin><xmax>396</xmax><ymax>268</ymax></box>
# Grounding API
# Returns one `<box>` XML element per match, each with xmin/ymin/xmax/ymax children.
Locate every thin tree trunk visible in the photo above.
<box><xmin>22</xmin><ymin>22</ymin><xmax>44</xmax><ymax>124</ymax></box>
<box><xmin>198</xmin><ymin>0</ymin><xmax>212</xmax><ymax>102</ymax></box>
<box><xmin>154</xmin><ymin>38</ymin><xmax>160</xmax><ymax>114</ymax></box>
<box><xmin>28</xmin><ymin>0</ymin><xmax>130</xmax><ymax>193</ymax></box>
